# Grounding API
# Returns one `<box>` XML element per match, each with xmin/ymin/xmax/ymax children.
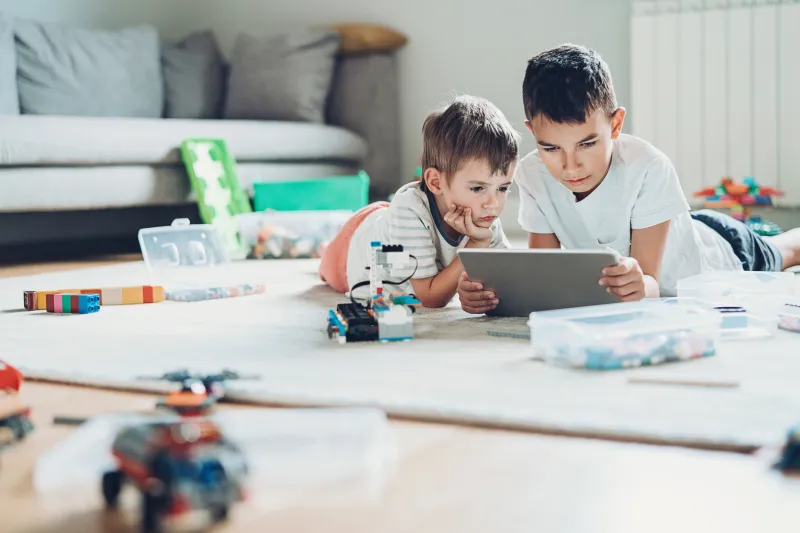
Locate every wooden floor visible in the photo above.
<box><xmin>2</xmin><ymin>256</ymin><xmax>799</xmax><ymax>532</ymax></box>
<box><xmin>0</xmin><ymin>254</ymin><xmax>141</xmax><ymax>279</ymax></box>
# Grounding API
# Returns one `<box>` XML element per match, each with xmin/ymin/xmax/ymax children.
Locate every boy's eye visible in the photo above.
<box><xmin>543</xmin><ymin>147</ymin><xmax>559</xmax><ymax>153</ymax></box>
<box><xmin>580</xmin><ymin>141</ymin><xmax>597</xmax><ymax>148</ymax></box>
<box><xmin>470</xmin><ymin>186</ymin><xmax>484</xmax><ymax>193</ymax></box>
<box><xmin>498</xmin><ymin>187</ymin><xmax>509</xmax><ymax>193</ymax></box>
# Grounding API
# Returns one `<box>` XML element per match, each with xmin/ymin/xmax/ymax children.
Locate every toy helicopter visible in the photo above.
<box><xmin>137</xmin><ymin>369</ymin><xmax>260</xmax><ymax>416</ymax></box>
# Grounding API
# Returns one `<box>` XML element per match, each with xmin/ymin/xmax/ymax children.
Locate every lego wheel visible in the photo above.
<box><xmin>102</xmin><ymin>470</ymin><xmax>124</xmax><ymax>508</ymax></box>
<box><xmin>6</xmin><ymin>416</ymin><xmax>29</xmax><ymax>441</ymax></box>
<box><xmin>210</xmin><ymin>505</ymin><xmax>229</xmax><ymax>523</ymax></box>
<box><xmin>141</xmin><ymin>493</ymin><xmax>162</xmax><ymax>533</ymax></box>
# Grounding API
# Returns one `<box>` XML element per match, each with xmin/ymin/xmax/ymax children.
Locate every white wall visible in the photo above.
<box><xmin>0</xmin><ymin>0</ymin><xmax>631</xmax><ymax>185</ymax></box>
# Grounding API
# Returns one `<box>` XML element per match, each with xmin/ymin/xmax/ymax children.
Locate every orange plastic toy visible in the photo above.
<box><xmin>0</xmin><ymin>360</ymin><xmax>34</xmax><ymax>447</ymax></box>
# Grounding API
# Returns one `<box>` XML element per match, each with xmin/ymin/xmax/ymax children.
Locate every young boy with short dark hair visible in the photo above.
<box><xmin>320</xmin><ymin>94</ymin><xmax>520</xmax><ymax>308</ymax></box>
<box><xmin>458</xmin><ymin>43</ymin><xmax>800</xmax><ymax>314</ymax></box>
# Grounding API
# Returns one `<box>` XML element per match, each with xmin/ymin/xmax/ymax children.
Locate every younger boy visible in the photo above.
<box><xmin>320</xmin><ymin>95</ymin><xmax>520</xmax><ymax>308</ymax></box>
<box><xmin>458</xmin><ymin>44</ymin><xmax>800</xmax><ymax>314</ymax></box>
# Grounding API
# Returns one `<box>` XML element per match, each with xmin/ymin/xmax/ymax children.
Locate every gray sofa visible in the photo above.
<box><xmin>0</xmin><ymin>18</ymin><xmax>402</xmax><ymax>249</ymax></box>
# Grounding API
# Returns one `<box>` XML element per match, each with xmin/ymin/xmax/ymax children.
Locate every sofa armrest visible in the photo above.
<box><xmin>326</xmin><ymin>52</ymin><xmax>401</xmax><ymax>201</ymax></box>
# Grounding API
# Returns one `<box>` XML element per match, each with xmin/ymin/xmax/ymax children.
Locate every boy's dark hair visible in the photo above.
<box><xmin>420</xmin><ymin>95</ymin><xmax>520</xmax><ymax>191</ymax></box>
<box><xmin>522</xmin><ymin>44</ymin><xmax>617</xmax><ymax>124</ymax></box>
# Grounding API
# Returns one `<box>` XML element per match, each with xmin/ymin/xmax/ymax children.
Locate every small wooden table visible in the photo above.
<box><xmin>1</xmin><ymin>382</ymin><xmax>799</xmax><ymax>533</ymax></box>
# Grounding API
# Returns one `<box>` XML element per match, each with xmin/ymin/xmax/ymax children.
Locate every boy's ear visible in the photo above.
<box><xmin>423</xmin><ymin>168</ymin><xmax>445</xmax><ymax>194</ymax></box>
<box><xmin>610</xmin><ymin>107</ymin><xmax>626</xmax><ymax>139</ymax></box>
<box><xmin>524</xmin><ymin>120</ymin><xmax>534</xmax><ymax>136</ymax></box>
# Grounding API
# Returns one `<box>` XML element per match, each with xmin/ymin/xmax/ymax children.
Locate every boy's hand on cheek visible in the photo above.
<box><xmin>457</xmin><ymin>272</ymin><xmax>499</xmax><ymax>314</ymax></box>
<box><xmin>444</xmin><ymin>204</ymin><xmax>493</xmax><ymax>246</ymax></box>
<box><xmin>599</xmin><ymin>257</ymin><xmax>645</xmax><ymax>302</ymax></box>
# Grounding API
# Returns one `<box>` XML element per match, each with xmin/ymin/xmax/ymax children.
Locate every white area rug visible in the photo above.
<box><xmin>2</xmin><ymin>260</ymin><xmax>800</xmax><ymax>453</ymax></box>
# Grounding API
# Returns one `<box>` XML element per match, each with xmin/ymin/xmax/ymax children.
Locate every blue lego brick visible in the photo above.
<box><xmin>76</xmin><ymin>294</ymin><xmax>100</xmax><ymax>314</ymax></box>
<box><xmin>370</xmin><ymin>241</ymin><xmax>381</xmax><ymax>247</ymax></box>
<box><xmin>379</xmin><ymin>336</ymin><xmax>413</xmax><ymax>342</ymax></box>
<box><xmin>753</xmin><ymin>195</ymin><xmax>773</xmax><ymax>205</ymax></box>
<box><xmin>392</xmin><ymin>295</ymin><xmax>421</xmax><ymax>306</ymax></box>
<box><xmin>327</xmin><ymin>309</ymin><xmax>346</xmax><ymax>335</ymax></box>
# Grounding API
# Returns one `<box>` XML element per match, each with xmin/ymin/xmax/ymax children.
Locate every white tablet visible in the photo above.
<box><xmin>458</xmin><ymin>248</ymin><xmax>620</xmax><ymax>317</ymax></box>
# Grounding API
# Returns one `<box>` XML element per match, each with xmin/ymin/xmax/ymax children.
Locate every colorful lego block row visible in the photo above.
<box><xmin>24</xmin><ymin>286</ymin><xmax>165</xmax><ymax>310</ymax></box>
<box><xmin>45</xmin><ymin>293</ymin><xmax>100</xmax><ymax>314</ymax></box>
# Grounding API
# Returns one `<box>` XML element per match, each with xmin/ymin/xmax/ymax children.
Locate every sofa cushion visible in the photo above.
<box><xmin>0</xmin><ymin>14</ymin><xmax>18</xmax><ymax>115</ymax></box>
<box><xmin>14</xmin><ymin>20</ymin><xmax>163</xmax><ymax>117</ymax></box>
<box><xmin>223</xmin><ymin>29</ymin><xmax>340</xmax><ymax>123</ymax></box>
<box><xmin>0</xmin><ymin>115</ymin><xmax>368</xmax><ymax>166</ymax></box>
<box><xmin>162</xmin><ymin>30</ymin><xmax>225</xmax><ymax>119</ymax></box>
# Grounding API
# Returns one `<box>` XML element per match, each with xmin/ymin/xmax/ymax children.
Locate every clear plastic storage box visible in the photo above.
<box><xmin>34</xmin><ymin>407</ymin><xmax>395</xmax><ymax>497</ymax></box>
<box><xmin>137</xmin><ymin>218</ymin><xmax>241</xmax><ymax>288</ymax></box>
<box><xmin>235</xmin><ymin>210</ymin><xmax>352</xmax><ymax>260</ymax></box>
<box><xmin>528</xmin><ymin>301</ymin><xmax>721</xmax><ymax>370</ymax></box>
<box><xmin>677</xmin><ymin>271</ymin><xmax>795</xmax><ymax>315</ymax></box>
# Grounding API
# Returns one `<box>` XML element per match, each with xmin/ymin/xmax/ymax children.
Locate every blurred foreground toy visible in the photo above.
<box><xmin>138</xmin><ymin>369</ymin><xmax>260</xmax><ymax>416</ymax></box>
<box><xmin>0</xmin><ymin>360</ymin><xmax>34</xmax><ymax>448</ymax></box>
<box><xmin>694</xmin><ymin>176</ymin><xmax>784</xmax><ymax>236</ymax></box>
<box><xmin>102</xmin><ymin>417</ymin><xmax>248</xmax><ymax>533</ymax></box>
<box><xmin>327</xmin><ymin>242</ymin><xmax>421</xmax><ymax>344</ymax></box>
<box><xmin>775</xmin><ymin>424</ymin><xmax>800</xmax><ymax>474</ymax></box>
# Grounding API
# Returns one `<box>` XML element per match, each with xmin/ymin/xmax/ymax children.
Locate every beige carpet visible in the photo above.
<box><xmin>2</xmin><ymin>259</ymin><xmax>800</xmax><ymax>453</ymax></box>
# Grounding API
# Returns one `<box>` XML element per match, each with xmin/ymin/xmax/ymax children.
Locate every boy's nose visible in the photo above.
<box><xmin>563</xmin><ymin>152</ymin><xmax>580</xmax><ymax>172</ymax></box>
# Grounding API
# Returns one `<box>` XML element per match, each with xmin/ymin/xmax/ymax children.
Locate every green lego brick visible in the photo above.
<box><xmin>180</xmin><ymin>138</ymin><xmax>252</xmax><ymax>257</ymax></box>
<box><xmin>253</xmin><ymin>172</ymin><xmax>370</xmax><ymax>212</ymax></box>
<box><xmin>61</xmin><ymin>294</ymin><xmax>71</xmax><ymax>314</ymax></box>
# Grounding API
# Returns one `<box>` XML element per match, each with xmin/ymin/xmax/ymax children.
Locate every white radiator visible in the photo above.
<box><xmin>631</xmin><ymin>0</ymin><xmax>800</xmax><ymax>206</ymax></box>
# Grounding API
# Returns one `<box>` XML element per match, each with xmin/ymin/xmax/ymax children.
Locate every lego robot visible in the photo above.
<box><xmin>102</xmin><ymin>416</ymin><xmax>248</xmax><ymax>533</ymax></box>
<box><xmin>0</xmin><ymin>360</ymin><xmax>34</xmax><ymax>449</ymax></box>
<box><xmin>138</xmin><ymin>369</ymin><xmax>259</xmax><ymax>416</ymax></box>
<box><xmin>327</xmin><ymin>242</ymin><xmax>421</xmax><ymax>344</ymax></box>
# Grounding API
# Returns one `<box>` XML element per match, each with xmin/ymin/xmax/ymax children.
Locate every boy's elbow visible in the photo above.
<box><xmin>416</xmin><ymin>293</ymin><xmax>448</xmax><ymax>309</ymax></box>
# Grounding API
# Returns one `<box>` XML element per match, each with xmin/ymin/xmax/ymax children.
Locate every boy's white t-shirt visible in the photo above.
<box><xmin>346</xmin><ymin>182</ymin><xmax>509</xmax><ymax>295</ymax></box>
<box><xmin>515</xmin><ymin>133</ymin><xmax>742</xmax><ymax>296</ymax></box>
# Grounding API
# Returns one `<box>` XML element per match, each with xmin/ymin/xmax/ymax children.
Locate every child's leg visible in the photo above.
<box><xmin>690</xmin><ymin>209</ymin><xmax>783</xmax><ymax>271</ymax></box>
<box><xmin>765</xmin><ymin>228</ymin><xmax>800</xmax><ymax>271</ymax></box>
<box><xmin>319</xmin><ymin>202</ymin><xmax>390</xmax><ymax>293</ymax></box>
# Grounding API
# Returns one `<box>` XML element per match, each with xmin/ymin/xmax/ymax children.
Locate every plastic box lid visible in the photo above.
<box><xmin>137</xmin><ymin>218</ymin><xmax>236</xmax><ymax>286</ymax></box>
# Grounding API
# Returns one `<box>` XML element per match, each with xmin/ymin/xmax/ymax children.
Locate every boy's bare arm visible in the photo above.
<box><xmin>528</xmin><ymin>233</ymin><xmax>561</xmax><ymax>248</ymax></box>
<box><xmin>410</xmin><ymin>240</ymin><xmax>488</xmax><ymax>308</ymax></box>
<box><xmin>629</xmin><ymin>221</ymin><xmax>669</xmax><ymax>297</ymax></box>
<box><xmin>601</xmin><ymin>221</ymin><xmax>669</xmax><ymax>300</ymax></box>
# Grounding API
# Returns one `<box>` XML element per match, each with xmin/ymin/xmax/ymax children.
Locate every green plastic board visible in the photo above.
<box><xmin>180</xmin><ymin>138</ymin><xmax>252</xmax><ymax>257</ymax></box>
<box><xmin>253</xmin><ymin>171</ymin><xmax>369</xmax><ymax>212</ymax></box>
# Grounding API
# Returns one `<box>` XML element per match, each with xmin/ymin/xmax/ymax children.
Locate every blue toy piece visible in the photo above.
<box><xmin>776</xmin><ymin>424</ymin><xmax>800</xmax><ymax>473</ymax></box>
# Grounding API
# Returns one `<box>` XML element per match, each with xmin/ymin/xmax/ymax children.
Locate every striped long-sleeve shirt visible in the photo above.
<box><xmin>346</xmin><ymin>182</ymin><xmax>509</xmax><ymax>295</ymax></box>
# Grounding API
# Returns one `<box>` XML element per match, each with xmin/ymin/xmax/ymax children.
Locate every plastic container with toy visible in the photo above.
<box><xmin>676</xmin><ymin>271</ymin><xmax>795</xmax><ymax>337</ymax></box>
<box><xmin>33</xmin><ymin>407</ymin><xmax>395</xmax><ymax>500</ymax></box>
<box><xmin>527</xmin><ymin>301</ymin><xmax>721</xmax><ymax>370</ymax></box>
<box><xmin>235</xmin><ymin>210</ymin><xmax>353</xmax><ymax>260</ymax></box>
<box><xmin>138</xmin><ymin>219</ymin><xmax>266</xmax><ymax>301</ymax></box>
